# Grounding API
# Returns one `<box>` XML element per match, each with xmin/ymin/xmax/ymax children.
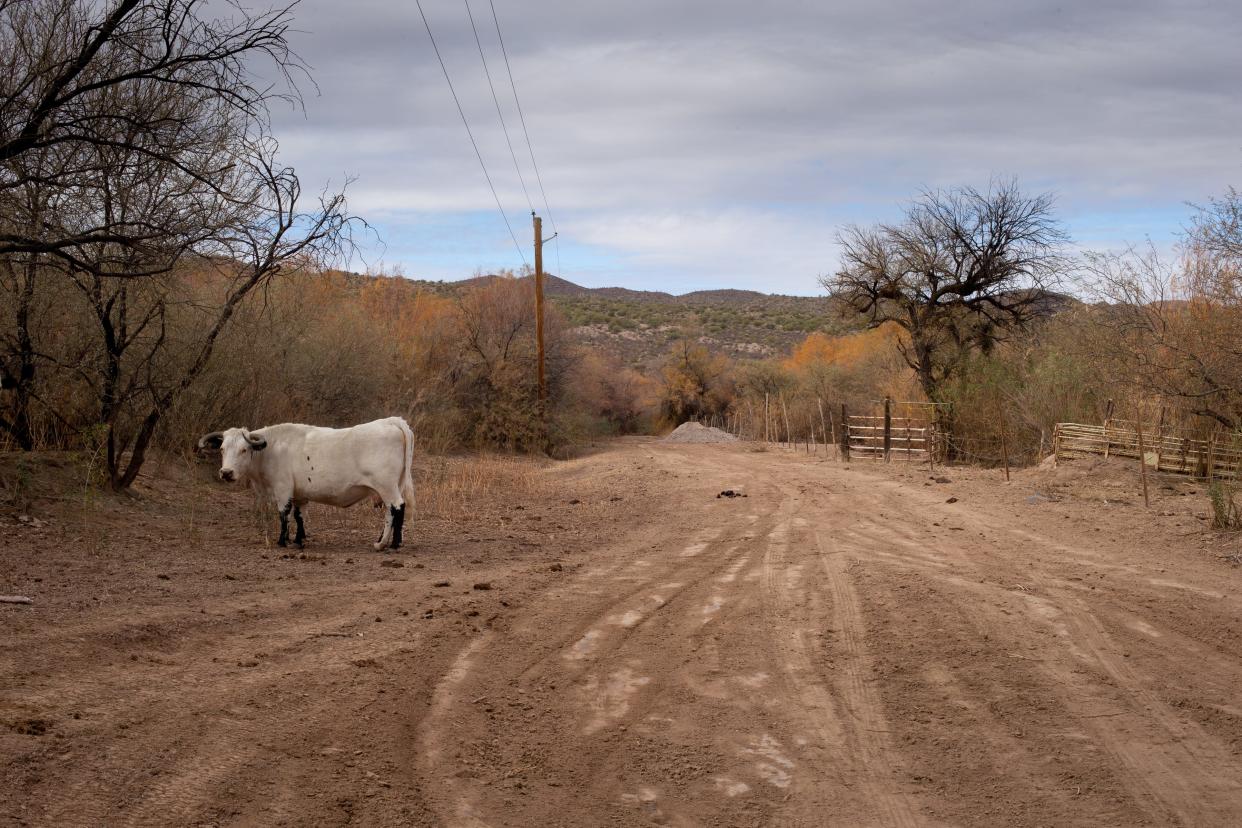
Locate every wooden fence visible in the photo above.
<box><xmin>846</xmin><ymin>412</ymin><xmax>936</xmax><ymax>461</ymax></box>
<box><xmin>1053</xmin><ymin>421</ymin><xmax>1242</xmax><ymax>480</ymax></box>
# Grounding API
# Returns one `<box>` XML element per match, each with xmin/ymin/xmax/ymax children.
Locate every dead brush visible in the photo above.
<box><xmin>415</xmin><ymin>454</ymin><xmax>547</xmax><ymax>521</ymax></box>
<box><xmin>1209</xmin><ymin>481</ymin><xmax>1241</xmax><ymax>530</ymax></box>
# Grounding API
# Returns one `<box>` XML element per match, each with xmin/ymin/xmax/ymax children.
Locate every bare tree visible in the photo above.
<box><xmin>0</xmin><ymin>0</ymin><xmax>353</xmax><ymax>486</ymax></box>
<box><xmin>1193</xmin><ymin>188</ymin><xmax>1242</xmax><ymax>263</ymax></box>
<box><xmin>0</xmin><ymin>0</ymin><xmax>304</xmax><ymax>274</ymax></box>
<box><xmin>451</xmin><ymin>276</ymin><xmax>574</xmax><ymax>451</ymax></box>
<box><xmin>1087</xmin><ymin>239</ymin><xmax>1242</xmax><ymax>431</ymax></box>
<box><xmin>822</xmin><ymin>182</ymin><xmax>1070</xmax><ymax>408</ymax></box>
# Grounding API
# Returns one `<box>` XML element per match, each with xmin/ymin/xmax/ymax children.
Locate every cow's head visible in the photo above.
<box><xmin>197</xmin><ymin>428</ymin><xmax>267</xmax><ymax>483</ymax></box>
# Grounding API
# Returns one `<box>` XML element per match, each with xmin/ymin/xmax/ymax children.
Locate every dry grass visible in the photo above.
<box><xmin>415</xmin><ymin>452</ymin><xmax>550</xmax><ymax>521</ymax></box>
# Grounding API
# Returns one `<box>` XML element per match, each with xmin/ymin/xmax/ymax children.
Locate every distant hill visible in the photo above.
<box><xmin>407</xmin><ymin>273</ymin><xmax>859</xmax><ymax>366</ymax></box>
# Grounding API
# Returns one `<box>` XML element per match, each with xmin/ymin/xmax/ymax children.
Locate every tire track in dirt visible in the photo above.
<box><xmin>416</xmin><ymin>455</ymin><xmax>832</xmax><ymax>826</ymax></box>
<box><xmin>758</xmin><ymin>501</ymin><xmax>922</xmax><ymax>826</ymax></box>
<box><xmin>841</xmin><ymin>468</ymin><xmax>1242</xmax><ymax>824</ymax></box>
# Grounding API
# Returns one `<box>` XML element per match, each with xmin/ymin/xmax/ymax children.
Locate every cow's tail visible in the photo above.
<box><xmin>395</xmin><ymin>416</ymin><xmax>416</xmax><ymax>510</ymax></box>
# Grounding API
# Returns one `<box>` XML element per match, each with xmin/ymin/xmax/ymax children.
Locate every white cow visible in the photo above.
<box><xmin>198</xmin><ymin>417</ymin><xmax>415</xmax><ymax>550</ymax></box>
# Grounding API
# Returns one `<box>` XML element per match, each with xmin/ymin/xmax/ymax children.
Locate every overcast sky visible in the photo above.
<box><xmin>268</xmin><ymin>0</ymin><xmax>1242</xmax><ymax>295</ymax></box>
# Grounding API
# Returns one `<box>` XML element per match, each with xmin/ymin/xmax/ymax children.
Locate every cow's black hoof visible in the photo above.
<box><xmin>277</xmin><ymin>539</ymin><xmax>288</xmax><ymax>548</ymax></box>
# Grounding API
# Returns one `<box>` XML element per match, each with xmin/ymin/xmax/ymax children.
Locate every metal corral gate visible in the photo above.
<box><xmin>847</xmin><ymin>400</ymin><xmax>938</xmax><ymax>461</ymax></box>
<box><xmin>1053</xmin><ymin>421</ymin><xmax>1242</xmax><ymax>481</ymax></box>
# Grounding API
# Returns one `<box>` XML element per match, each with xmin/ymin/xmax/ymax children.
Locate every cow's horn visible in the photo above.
<box><xmin>244</xmin><ymin>431</ymin><xmax>267</xmax><ymax>450</ymax></box>
<box><xmin>197</xmin><ymin>431</ymin><xmax>224</xmax><ymax>450</ymax></box>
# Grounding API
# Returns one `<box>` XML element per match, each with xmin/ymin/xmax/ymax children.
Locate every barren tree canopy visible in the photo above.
<box><xmin>827</xmin><ymin>183</ymin><xmax>1068</xmax><ymax>321</ymax></box>
<box><xmin>0</xmin><ymin>0</ymin><xmax>309</xmax><ymax>274</ymax></box>
<box><xmin>822</xmin><ymin>182</ymin><xmax>1071</xmax><ymax>397</ymax></box>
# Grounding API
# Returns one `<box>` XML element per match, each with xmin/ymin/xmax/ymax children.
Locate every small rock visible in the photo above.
<box><xmin>549</xmin><ymin>563</ymin><xmax>563</xmax><ymax>572</ymax></box>
<box><xmin>946</xmin><ymin>497</ymin><xmax>958</xmax><ymax>504</ymax></box>
<box><xmin>569</xmin><ymin>499</ymin><xmax>581</xmax><ymax>505</ymax></box>
<box><xmin>934</xmin><ymin>476</ymin><xmax>952</xmax><ymax>484</ymax></box>
<box><xmin>473</xmin><ymin>582</ymin><xmax>493</xmax><ymax>591</ymax></box>
<box><xmin>433</xmin><ymin>580</ymin><xmax>451</xmax><ymax>588</ymax></box>
<box><xmin>157</xmin><ymin>574</ymin><xmax>171</xmax><ymax>581</ymax></box>
<box><xmin>380</xmin><ymin>559</ymin><xmax>404</xmax><ymax>568</ymax></box>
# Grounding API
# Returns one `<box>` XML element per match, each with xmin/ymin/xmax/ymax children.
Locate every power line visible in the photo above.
<box><xmin>463</xmin><ymin>0</ymin><xmax>533</xmax><ymax>215</ymax></box>
<box><xmin>415</xmin><ymin>0</ymin><xmax>528</xmax><ymax>269</ymax></box>
<box><xmin>487</xmin><ymin>0</ymin><xmax>560</xmax><ymax>276</ymax></box>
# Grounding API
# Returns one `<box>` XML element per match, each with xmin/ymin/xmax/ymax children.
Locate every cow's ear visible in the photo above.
<box><xmin>244</xmin><ymin>432</ymin><xmax>268</xmax><ymax>451</ymax></box>
<box><xmin>198</xmin><ymin>431</ymin><xmax>224</xmax><ymax>451</ymax></box>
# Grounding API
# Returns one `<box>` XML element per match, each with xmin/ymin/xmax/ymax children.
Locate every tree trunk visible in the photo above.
<box><xmin>2</xmin><ymin>258</ymin><xmax>40</xmax><ymax>450</ymax></box>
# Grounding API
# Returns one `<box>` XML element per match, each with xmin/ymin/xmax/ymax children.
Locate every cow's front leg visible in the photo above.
<box><xmin>277</xmin><ymin>499</ymin><xmax>293</xmax><ymax>547</ymax></box>
<box><xmin>293</xmin><ymin>505</ymin><xmax>306</xmax><ymax>547</ymax></box>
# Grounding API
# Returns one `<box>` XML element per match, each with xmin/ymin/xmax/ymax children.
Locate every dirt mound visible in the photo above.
<box><xmin>663</xmin><ymin>422</ymin><xmax>739</xmax><ymax>444</ymax></box>
<box><xmin>1022</xmin><ymin>454</ymin><xmax>1205</xmax><ymax>506</ymax></box>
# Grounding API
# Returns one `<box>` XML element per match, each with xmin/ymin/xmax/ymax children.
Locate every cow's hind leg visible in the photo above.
<box><xmin>277</xmin><ymin>499</ymin><xmax>293</xmax><ymax>547</ymax></box>
<box><xmin>374</xmin><ymin>504</ymin><xmax>394</xmax><ymax>551</ymax></box>
<box><xmin>372</xmin><ymin>483</ymin><xmax>405</xmax><ymax>551</ymax></box>
<box><xmin>390</xmin><ymin>503</ymin><xmax>406</xmax><ymax>549</ymax></box>
<box><xmin>293</xmin><ymin>505</ymin><xmax>306</xmax><ymax>547</ymax></box>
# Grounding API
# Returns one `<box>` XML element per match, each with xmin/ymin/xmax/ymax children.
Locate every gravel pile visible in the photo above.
<box><xmin>663</xmin><ymin>422</ymin><xmax>739</xmax><ymax>444</ymax></box>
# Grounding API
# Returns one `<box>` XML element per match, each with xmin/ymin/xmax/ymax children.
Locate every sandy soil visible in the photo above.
<box><xmin>3</xmin><ymin>439</ymin><xmax>1242</xmax><ymax>827</ymax></box>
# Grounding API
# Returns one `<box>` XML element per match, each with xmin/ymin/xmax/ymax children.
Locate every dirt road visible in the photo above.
<box><xmin>4</xmin><ymin>440</ymin><xmax>1242</xmax><ymax>826</ymax></box>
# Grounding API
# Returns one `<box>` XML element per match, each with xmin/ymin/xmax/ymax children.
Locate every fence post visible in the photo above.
<box><xmin>1136</xmin><ymin>411</ymin><xmax>1150</xmax><ymax>508</ymax></box>
<box><xmin>1155</xmin><ymin>406</ymin><xmax>1166</xmax><ymax>473</ymax></box>
<box><xmin>841</xmin><ymin>404</ymin><xmax>850</xmax><ymax>463</ymax></box>
<box><xmin>780</xmin><ymin>394</ymin><xmax>792</xmax><ymax>451</ymax></box>
<box><xmin>883</xmin><ymin>396</ymin><xmax>892</xmax><ymax>463</ymax></box>
<box><xmin>817</xmin><ymin>397</ymin><xmax>828</xmax><ymax>452</ymax></box>
<box><xmin>1102</xmin><ymin>398</ymin><xmax>1114</xmax><ymax>459</ymax></box>
<box><xmin>1000</xmin><ymin>414</ymin><xmax>1011</xmax><ymax>482</ymax></box>
<box><xmin>764</xmin><ymin>393</ymin><xmax>770</xmax><ymax>444</ymax></box>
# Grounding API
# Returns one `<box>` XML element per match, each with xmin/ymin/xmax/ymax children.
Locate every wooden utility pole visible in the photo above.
<box><xmin>533</xmin><ymin>213</ymin><xmax>547</xmax><ymax>402</ymax></box>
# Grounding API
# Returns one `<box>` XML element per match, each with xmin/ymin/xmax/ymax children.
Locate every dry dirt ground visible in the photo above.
<box><xmin>3</xmin><ymin>439</ymin><xmax>1242</xmax><ymax>827</ymax></box>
